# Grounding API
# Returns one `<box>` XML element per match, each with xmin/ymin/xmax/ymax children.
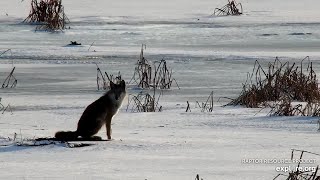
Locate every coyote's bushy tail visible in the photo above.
<box><xmin>55</xmin><ymin>131</ymin><xmax>78</xmax><ymax>140</ymax></box>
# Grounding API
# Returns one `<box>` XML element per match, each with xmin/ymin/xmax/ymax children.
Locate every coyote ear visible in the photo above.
<box><xmin>110</xmin><ymin>81</ymin><xmax>115</xmax><ymax>89</ymax></box>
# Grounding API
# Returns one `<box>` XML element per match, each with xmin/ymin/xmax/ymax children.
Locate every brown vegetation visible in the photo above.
<box><xmin>23</xmin><ymin>0</ymin><xmax>69</xmax><ymax>31</ymax></box>
<box><xmin>129</xmin><ymin>44</ymin><xmax>179</xmax><ymax>90</ymax></box>
<box><xmin>126</xmin><ymin>91</ymin><xmax>162</xmax><ymax>112</ymax></box>
<box><xmin>269</xmin><ymin>98</ymin><xmax>320</xmax><ymax>117</ymax></box>
<box><xmin>213</xmin><ymin>0</ymin><xmax>243</xmax><ymax>16</ymax></box>
<box><xmin>130</xmin><ymin>44</ymin><xmax>152</xmax><ymax>89</ymax></box>
<box><xmin>273</xmin><ymin>149</ymin><xmax>320</xmax><ymax>180</ymax></box>
<box><xmin>227</xmin><ymin>57</ymin><xmax>320</xmax><ymax>106</ymax></box>
<box><xmin>227</xmin><ymin>56</ymin><xmax>320</xmax><ymax>116</ymax></box>
<box><xmin>196</xmin><ymin>91</ymin><xmax>214</xmax><ymax>112</ymax></box>
<box><xmin>95</xmin><ymin>63</ymin><xmax>122</xmax><ymax>90</ymax></box>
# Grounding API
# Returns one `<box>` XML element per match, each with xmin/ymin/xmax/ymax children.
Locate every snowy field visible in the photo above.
<box><xmin>1</xmin><ymin>0</ymin><xmax>320</xmax><ymax>179</ymax></box>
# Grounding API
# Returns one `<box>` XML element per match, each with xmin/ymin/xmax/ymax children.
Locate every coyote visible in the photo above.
<box><xmin>55</xmin><ymin>80</ymin><xmax>126</xmax><ymax>140</ymax></box>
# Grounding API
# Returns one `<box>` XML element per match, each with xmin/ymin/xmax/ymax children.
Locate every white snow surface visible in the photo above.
<box><xmin>0</xmin><ymin>0</ymin><xmax>320</xmax><ymax>179</ymax></box>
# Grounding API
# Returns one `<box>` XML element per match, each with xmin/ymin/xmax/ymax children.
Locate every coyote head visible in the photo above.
<box><xmin>109</xmin><ymin>80</ymin><xmax>126</xmax><ymax>101</ymax></box>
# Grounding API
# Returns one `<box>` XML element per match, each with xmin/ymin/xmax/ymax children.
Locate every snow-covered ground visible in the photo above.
<box><xmin>1</xmin><ymin>0</ymin><xmax>320</xmax><ymax>179</ymax></box>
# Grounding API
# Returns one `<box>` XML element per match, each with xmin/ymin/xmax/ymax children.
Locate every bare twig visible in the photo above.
<box><xmin>2</xmin><ymin>67</ymin><xmax>17</xmax><ymax>89</ymax></box>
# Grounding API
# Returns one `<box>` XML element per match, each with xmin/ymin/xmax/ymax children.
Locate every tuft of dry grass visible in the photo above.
<box><xmin>213</xmin><ymin>0</ymin><xmax>243</xmax><ymax>16</ymax></box>
<box><xmin>195</xmin><ymin>91</ymin><xmax>214</xmax><ymax>112</ymax></box>
<box><xmin>130</xmin><ymin>44</ymin><xmax>153</xmax><ymax>89</ymax></box>
<box><xmin>269</xmin><ymin>98</ymin><xmax>320</xmax><ymax>117</ymax></box>
<box><xmin>129</xmin><ymin>44</ymin><xmax>179</xmax><ymax>90</ymax></box>
<box><xmin>227</xmin><ymin>57</ymin><xmax>320</xmax><ymax>112</ymax></box>
<box><xmin>23</xmin><ymin>0</ymin><xmax>69</xmax><ymax>31</ymax></box>
<box><xmin>273</xmin><ymin>149</ymin><xmax>320</xmax><ymax>180</ymax></box>
<box><xmin>126</xmin><ymin>91</ymin><xmax>162</xmax><ymax>112</ymax></box>
<box><xmin>95</xmin><ymin>63</ymin><xmax>122</xmax><ymax>90</ymax></box>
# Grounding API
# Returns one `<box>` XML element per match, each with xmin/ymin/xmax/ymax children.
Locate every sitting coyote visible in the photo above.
<box><xmin>55</xmin><ymin>80</ymin><xmax>126</xmax><ymax>140</ymax></box>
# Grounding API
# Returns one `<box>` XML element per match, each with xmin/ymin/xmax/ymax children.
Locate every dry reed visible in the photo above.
<box><xmin>129</xmin><ymin>44</ymin><xmax>179</xmax><ymax>90</ymax></box>
<box><xmin>95</xmin><ymin>63</ymin><xmax>122</xmax><ymax>90</ymax></box>
<box><xmin>213</xmin><ymin>0</ymin><xmax>243</xmax><ymax>16</ymax></box>
<box><xmin>273</xmin><ymin>149</ymin><xmax>320</xmax><ymax>180</ymax></box>
<box><xmin>227</xmin><ymin>57</ymin><xmax>320</xmax><ymax>108</ymax></box>
<box><xmin>126</xmin><ymin>91</ymin><xmax>162</xmax><ymax>112</ymax></box>
<box><xmin>23</xmin><ymin>0</ymin><xmax>69</xmax><ymax>31</ymax></box>
<box><xmin>2</xmin><ymin>67</ymin><xmax>17</xmax><ymax>89</ymax></box>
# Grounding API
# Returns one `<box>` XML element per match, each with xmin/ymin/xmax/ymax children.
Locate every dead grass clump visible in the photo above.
<box><xmin>127</xmin><ymin>44</ymin><xmax>179</xmax><ymax>112</ymax></box>
<box><xmin>213</xmin><ymin>0</ymin><xmax>243</xmax><ymax>16</ymax></box>
<box><xmin>129</xmin><ymin>44</ymin><xmax>179</xmax><ymax>90</ymax></box>
<box><xmin>126</xmin><ymin>91</ymin><xmax>162</xmax><ymax>112</ymax></box>
<box><xmin>95</xmin><ymin>63</ymin><xmax>122</xmax><ymax>90</ymax></box>
<box><xmin>273</xmin><ymin>149</ymin><xmax>320</xmax><ymax>180</ymax></box>
<box><xmin>227</xmin><ymin>57</ymin><xmax>320</xmax><ymax>108</ymax></box>
<box><xmin>23</xmin><ymin>0</ymin><xmax>69</xmax><ymax>31</ymax></box>
<box><xmin>153</xmin><ymin>59</ymin><xmax>179</xmax><ymax>89</ymax></box>
<box><xmin>269</xmin><ymin>98</ymin><xmax>320</xmax><ymax>117</ymax></box>
<box><xmin>185</xmin><ymin>91</ymin><xmax>215</xmax><ymax>113</ymax></box>
<box><xmin>195</xmin><ymin>91</ymin><xmax>214</xmax><ymax>112</ymax></box>
<box><xmin>130</xmin><ymin>44</ymin><xmax>153</xmax><ymax>89</ymax></box>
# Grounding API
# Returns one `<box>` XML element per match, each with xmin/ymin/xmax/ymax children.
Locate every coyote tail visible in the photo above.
<box><xmin>55</xmin><ymin>131</ymin><xmax>78</xmax><ymax>140</ymax></box>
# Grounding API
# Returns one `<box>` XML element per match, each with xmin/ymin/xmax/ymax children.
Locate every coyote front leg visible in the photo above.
<box><xmin>106</xmin><ymin>114</ymin><xmax>113</xmax><ymax>139</ymax></box>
